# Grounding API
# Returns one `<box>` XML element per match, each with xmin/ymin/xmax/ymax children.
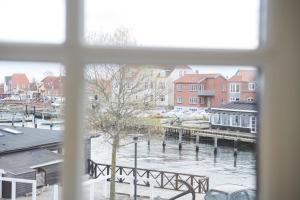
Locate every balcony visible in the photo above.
<box><xmin>198</xmin><ymin>90</ymin><xmax>215</xmax><ymax>96</ymax></box>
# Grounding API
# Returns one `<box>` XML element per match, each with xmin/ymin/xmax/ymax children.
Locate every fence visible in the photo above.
<box><xmin>87</xmin><ymin>159</ymin><xmax>209</xmax><ymax>194</ymax></box>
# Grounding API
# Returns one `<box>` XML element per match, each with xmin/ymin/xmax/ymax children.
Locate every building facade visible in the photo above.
<box><xmin>210</xmin><ymin>101</ymin><xmax>258</xmax><ymax>133</ymax></box>
<box><xmin>39</xmin><ymin>76</ymin><xmax>64</xmax><ymax>97</ymax></box>
<box><xmin>4</xmin><ymin>73</ymin><xmax>30</xmax><ymax>95</ymax></box>
<box><xmin>228</xmin><ymin>69</ymin><xmax>257</xmax><ymax>102</ymax></box>
<box><xmin>174</xmin><ymin>74</ymin><xmax>227</xmax><ymax>111</ymax></box>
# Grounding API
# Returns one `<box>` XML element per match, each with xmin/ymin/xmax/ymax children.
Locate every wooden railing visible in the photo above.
<box><xmin>87</xmin><ymin>159</ymin><xmax>209</xmax><ymax>194</ymax></box>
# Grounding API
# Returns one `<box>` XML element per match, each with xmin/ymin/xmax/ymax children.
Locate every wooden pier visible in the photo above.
<box><xmin>163</xmin><ymin>125</ymin><xmax>256</xmax><ymax>143</ymax></box>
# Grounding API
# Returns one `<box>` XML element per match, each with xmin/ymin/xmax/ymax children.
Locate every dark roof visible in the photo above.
<box><xmin>0</xmin><ymin>149</ymin><xmax>63</xmax><ymax>175</ymax></box>
<box><xmin>211</xmin><ymin>101</ymin><xmax>258</xmax><ymax>112</ymax></box>
<box><xmin>0</xmin><ymin>126</ymin><xmax>62</xmax><ymax>154</ymax></box>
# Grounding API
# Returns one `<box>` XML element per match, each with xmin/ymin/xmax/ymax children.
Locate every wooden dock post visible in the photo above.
<box><xmin>234</xmin><ymin>139</ymin><xmax>238</xmax><ymax>157</ymax></box>
<box><xmin>178</xmin><ymin>129</ymin><xmax>182</xmax><ymax>151</ymax></box>
<box><xmin>162</xmin><ymin>133</ymin><xmax>166</xmax><ymax>150</ymax></box>
<box><xmin>214</xmin><ymin>136</ymin><xmax>218</xmax><ymax>154</ymax></box>
<box><xmin>11</xmin><ymin>115</ymin><xmax>14</xmax><ymax>126</ymax></box>
<box><xmin>147</xmin><ymin>128</ymin><xmax>151</xmax><ymax>146</ymax></box>
<box><xmin>195</xmin><ymin>134</ymin><xmax>200</xmax><ymax>152</ymax></box>
<box><xmin>50</xmin><ymin>120</ymin><xmax>53</xmax><ymax>130</ymax></box>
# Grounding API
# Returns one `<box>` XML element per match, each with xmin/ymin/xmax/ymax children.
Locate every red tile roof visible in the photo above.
<box><xmin>229</xmin><ymin>70</ymin><xmax>256</xmax><ymax>82</ymax></box>
<box><xmin>10</xmin><ymin>73</ymin><xmax>29</xmax><ymax>84</ymax></box>
<box><xmin>174</xmin><ymin>73</ymin><xmax>221</xmax><ymax>83</ymax></box>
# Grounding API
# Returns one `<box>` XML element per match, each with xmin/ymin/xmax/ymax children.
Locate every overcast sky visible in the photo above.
<box><xmin>0</xmin><ymin>0</ymin><xmax>259</xmax><ymax>82</ymax></box>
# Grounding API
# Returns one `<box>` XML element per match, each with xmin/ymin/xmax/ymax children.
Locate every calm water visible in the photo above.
<box><xmin>91</xmin><ymin>136</ymin><xmax>256</xmax><ymax>189</ymax></box>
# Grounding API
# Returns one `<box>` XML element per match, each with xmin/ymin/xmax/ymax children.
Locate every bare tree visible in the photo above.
<box><xmin>85</xmin><ymin>28</ymin><xmax>168</xmax><ymax>200</ymax></box>
<box><xmin>86</xmin><ymin>63</ymin><xmax>167</xmax><ymax>199</ymax></box>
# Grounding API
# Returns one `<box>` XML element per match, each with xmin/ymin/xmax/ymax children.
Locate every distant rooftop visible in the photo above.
<box><xmin>0</xmin><ymin>126</ymin><xmax>62</xmax><ymax>154</ymax></box>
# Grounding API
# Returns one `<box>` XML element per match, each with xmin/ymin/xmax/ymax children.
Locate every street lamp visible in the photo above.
<box><xmin>133</xmin><ymin>136</ymin><xmax>138</xmax><ymax>200</ymax></box>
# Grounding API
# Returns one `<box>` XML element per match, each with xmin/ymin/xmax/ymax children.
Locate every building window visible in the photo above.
<box><xmin>176</xmin><ymin>84</ymin><xmax>183</xmax><ymax>91</ymax></box>
<box><xmin>199</xmin><ymin>97</ymin><xmax>204</xmax><ymax>104</ymax></box>
<box><xmin>144</xmin><ymin>82</ymin><xmax>148</xmax><ymax>89</ymax></box>
<box><xmin>230</xmin><ymin>97</ymin><xmax>240</xmax><ymax>102</ymax></box>
<box><xmin>159</xmin><ymin>95</ymin><xmax>165</xmax><ymax>102</ymax></box>
<box><xmin>189</xmin><ymin>96</ymin><xmax>198</xmax><ymax>104</ymax></box>
<box><xmin>232</xmin><ymin>115</ymin><xmax>241</xmax><ymax>127</ymax></box>
<box><xmin>179</xmin><ymin>71</ymin><xmax>183</xmax><ymax>77</ymax></box>
<box><xmin>158</xmin><ymin>82</ymin><xmax>165</xmax><ymax>89</ymax></box>
<box><xmin>159</xmin><ymin>71</ymin><xmax>166</xmax><ymax>77</ymax></box>
<box><xmin>190</xmin><ymin>84</ymin><xmax>200</xmax><ymax>91</ymax></box>
<box><xmin>213</xmin><ymin>113</ymin><xmax>221</xmax><ymax>125</ymax></box>
<box><xmin>177</xmin><ymin>97</ymin><xmax>183</xmax><ymax>103</ymax></box>
<box><xmin>249</xmin><ymin>82</ymin><xmax>256</xmax><ymax>91</ymax></box>
<box><xmin>230</xmin><ymin>83</ymin><xmax>240</xmax><ymax>93</ymax></box>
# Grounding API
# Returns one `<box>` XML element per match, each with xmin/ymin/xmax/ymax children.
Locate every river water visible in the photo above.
<box><xmin>91</xmin><ymin>135</ymin><xmax>256</xmax><ymax>189</ymax></box>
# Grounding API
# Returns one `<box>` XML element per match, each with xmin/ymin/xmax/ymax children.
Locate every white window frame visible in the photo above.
<box><xmin>176</xmin><ymin>84</ymin><xmax>183</xmax><ymax>91</ymax></box>
<box><xmin>177</xmin><ymin>96</ymin><xmax>183</xmax><ymax>103</ymax></box>
<box><xmin>189</xmin><ymin>96</ymin><xmax>198</xmax><ymax>104</ymax></box>
<box><xmin>249</xmin><ymin>82</ymin><xmax>256</xmax><ymax>91</ymax></box>
<box><xmin>230</xmin><ymin>83</ymin><xmax>240</xmax><ymax>93</ymax></box>
<box><xmin>0</xmin><ymin>1</ymin><xmax>299</xmax><ymax>199</ymax></box>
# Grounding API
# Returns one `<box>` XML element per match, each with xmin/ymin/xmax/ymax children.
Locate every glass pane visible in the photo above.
<box><xmin>0</xmin><ymin>62</ymin><xmax>65</xmax><ymax>199</ymax></box>
<box><xmin>82</xmin><ymin>64</ymin><xmax>258</xmax><ymax>199</ymax></box>
<box><xmin>85</xmin><ymin>0</ymin><xmax>260</xmax><ymax>49</ymax></box>
<box><xmin>0</xmin><ymin>0</ymin><xmax>65</xmax><ymax>43</ymax></box>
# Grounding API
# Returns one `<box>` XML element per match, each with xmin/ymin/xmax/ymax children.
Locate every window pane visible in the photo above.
<box><xmin>85</xmin><ymin>0</ymin><xmax>260</xmax><ymax>49</ymax></box>
<box><xmin>82</xmin><ymin>64</ymin><xmax>258</xmax><ymax>199</ymax></box>
<box><xmin>0</xmin><ymin>0</ymin><xmax>65</xmax><ymax>43</ymax></box>
<box><xmin>0</xmin><ymin>62</ymin><xmax>65</xmax><ymax>199</ymax></box>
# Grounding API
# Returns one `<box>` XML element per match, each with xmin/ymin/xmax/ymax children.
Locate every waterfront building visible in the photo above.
<box><xmin>210</xmin><ymin>101</ymin><xmax>258</xmax><ymax>133</ymax></box>
<box><xmin>174</xmin><ymin>73</ymin><xmax>227</xmax><ymax>111</ymax></box>
<box><xmin>0</xmin><ymin>126</ymin><xmax>63</xmax><ymax>198</ymax></box>
<box><xmin>39</xmin><ymin>76</ymin><xmax>64</xmax><ymax>98</ymax></box>
<box><xmin>3</xmin><ymin>73</ymin><xmax>30</xmax><ymax>96</ymax></box>
<box><xmin>228</xmin><ymin>69</ymin><xmax>257</xmax><ymax>102</ymax></box>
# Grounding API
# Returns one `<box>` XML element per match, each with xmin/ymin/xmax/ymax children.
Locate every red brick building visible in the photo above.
<box><xmin>228</xmin><ymin>70</ymin><xmax>257</xmax><ymax>102</ymax></box>
<box><xmin>39</xmin><ymin>76</ymin><xmax>64</xmax><ymax>97</ymax></box>
<box><xmin>174</xmin><ymin>74</ymin><xmax>227</xmax><ymax>111</ymax></box>
<box><xmin>8</xmin><ymin>73</ymin><xmax>30</xmax><ymax>94</ymax></box>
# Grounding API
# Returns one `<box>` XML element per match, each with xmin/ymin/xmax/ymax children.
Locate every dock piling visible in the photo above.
<box><xmin>162</xmin><ymin>133</ymin><xmax>166</xmax><ymax>151</ymax></box>
<box><xmin>196</xmin><ymin>134</ymin><xmax>200</xmax><ymax>152</ymax></box>
<box><xmin>214</xmin><ymin>136</ymin><xmax>218</xmax><ymax>154</ymax></box>
<box><xmin>234</xmin><ymin>139</ymin><xmax>238</xmax><ymax>157</ymax></box>
<box><xmin>178</xmin><ymin>130</ymin><xmax>182</xmax><ymax>151</ymax></box>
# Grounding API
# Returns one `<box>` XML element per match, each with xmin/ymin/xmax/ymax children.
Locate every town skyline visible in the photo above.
<box><xmin>0</xmin><ymin>62</ymin><xmax>255</xmax><ymax>83</ymax></box>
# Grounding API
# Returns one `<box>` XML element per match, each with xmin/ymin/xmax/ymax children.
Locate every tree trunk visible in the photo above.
<box><xmin>110</xmin><ymin>135</ymin><xmax>118</xmax><ymax>200</ymax></box>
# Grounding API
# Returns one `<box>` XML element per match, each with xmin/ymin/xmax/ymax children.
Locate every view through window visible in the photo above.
<box><xmin>0</xmin><ymin>0</ymin><xmax>261</xmax><ymax>199</ymax></box>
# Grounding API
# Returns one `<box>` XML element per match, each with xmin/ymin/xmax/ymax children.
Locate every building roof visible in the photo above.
<box><xmin>0</xmin><ymin>126</ymin><xmax>62</xmax><ymax>154</ymax></box>
<box><xmin>0</xmin><ymin>149</ymin><xmax>63</xmax><ymax>175</ymax></box>
<box><xmin>229</xmin><ymin>69</ymin><xmax>256</xmax><ymax>82</ymax></box>
<box><xmin>174</xmin><ymin>73</ymin><xmax>222</xmax><ymax>83</ymax></box>
<box><xmin>211</xmin><ymin>101</ymin><xmax>258</xmax><ymax>113</ymax></box>
<box><xmin>10</xmin><ymin>73</ymin><xmax>29</xmax><ymax>84</ymax></box>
